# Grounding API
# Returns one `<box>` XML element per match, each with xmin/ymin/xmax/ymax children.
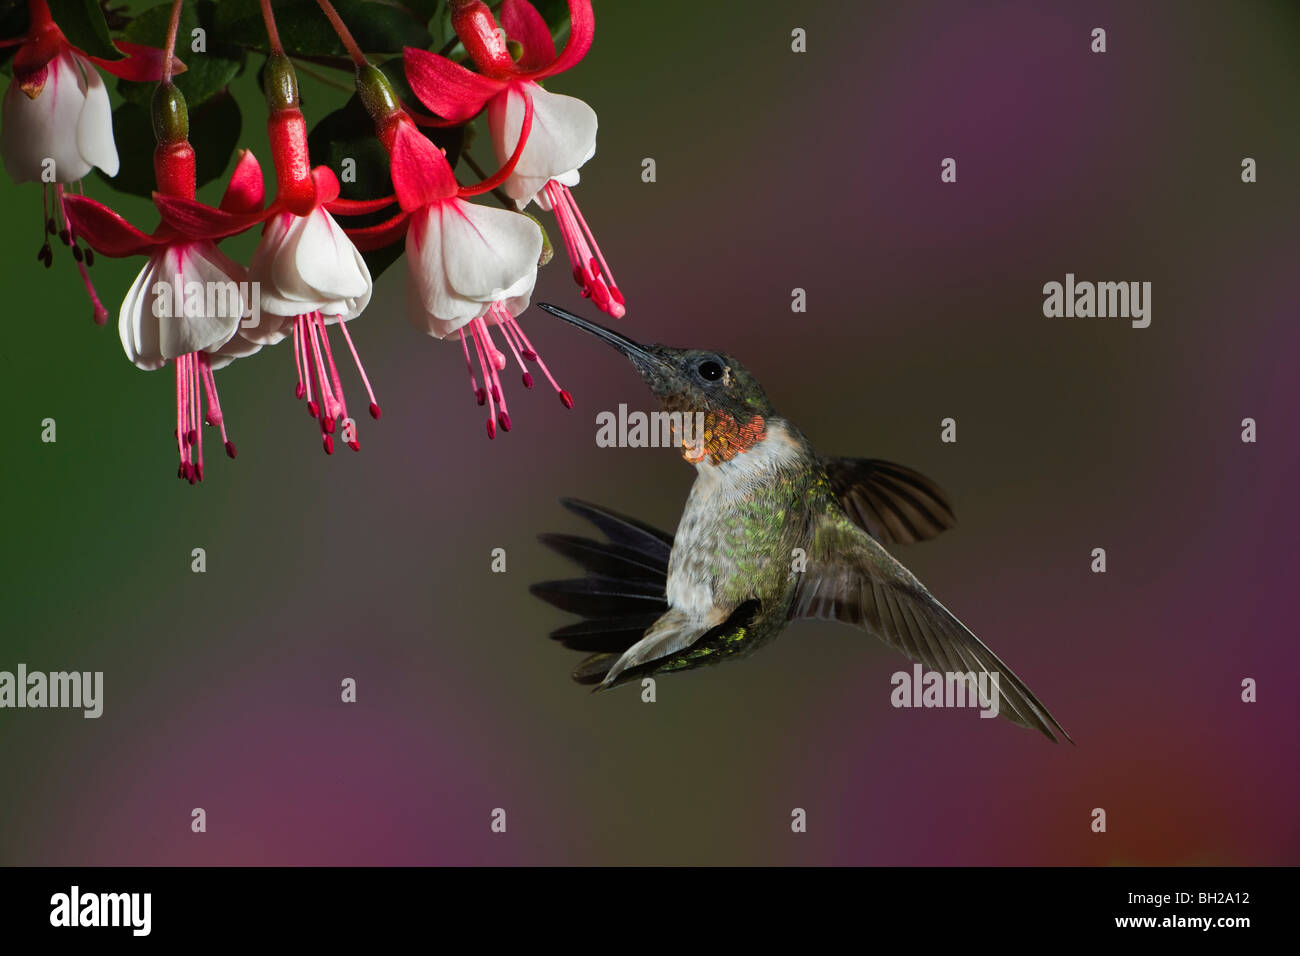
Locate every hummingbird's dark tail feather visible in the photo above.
<box><xmin>530</xmin><ymin>499</ymin><xmax>672</xmax><ymax>684</ymax></box>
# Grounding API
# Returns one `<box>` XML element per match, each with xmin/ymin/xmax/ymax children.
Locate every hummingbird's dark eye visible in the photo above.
<box><xmin>697</xmin><ymin>359</ymin><xmax>724</xmax><ymax>382</ymax></box>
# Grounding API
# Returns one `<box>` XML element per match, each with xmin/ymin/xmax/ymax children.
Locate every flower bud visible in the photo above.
<box><xmin>264</xmin><ymin>53</ymin><xmax>300</xmax><ymax>113</ymax></box>
<box><xmin>151</xmin><ymin>82</ymin><xmax>189</xmax><ymax>145</ymax></box>
<box><xmin>354</xmin><ymin>63</ymin><xmax>401</xmax><ymax>129</ymax></box>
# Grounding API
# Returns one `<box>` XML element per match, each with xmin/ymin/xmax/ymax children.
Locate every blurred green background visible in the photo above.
<box><xmin>0</xmin><ymin>0</ymin><xmax>1298</xmax><ymax>865</ymax></box>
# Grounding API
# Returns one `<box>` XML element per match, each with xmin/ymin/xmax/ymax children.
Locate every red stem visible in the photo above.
<box><xmin>314</xmin><ymin>0</ymin><xmax>368</xmax><ymax>67</ymax></box>
<box><xmin>162</xmin><ymin>0</ymin><xmax>185</xmax><ymax>84</ymax></box>
<box><xmin>258</xmin><ymin>0</ymin><xmax>285</xmax><ymax>55</ymax></box>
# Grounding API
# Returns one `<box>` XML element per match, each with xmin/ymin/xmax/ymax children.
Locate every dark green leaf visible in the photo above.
<box><xmin>214</xmin><ymin>0</ymin><xmax>432</xmax><ymax>58</ymax></box>
<box><xmin>398</xmin><ymin>0</ymin><xmax>443</xmax><ymax>24</ymax></box>
<box><xmin>0</xmin><ymin>1</ymin><xmax>30</xmax><ymax>71</ymax></box>
<box><xmin>119</xmin><ymin>1</ymin><xmax>245</xmax><ymax>109</ymax></box>
<box><xmin>96</xmin><ymin>102</ymin><xmax>153</xmax><ymax>198</ymax></box>
<box><xmin>191</xmin><ymin>91</ymin><xmax>243</xmax><ymax>190</ymax></box>
<box><xmin>46</xmin><ymin>0</ymin><xmax>122</xmax><ymax>60</ymax></box>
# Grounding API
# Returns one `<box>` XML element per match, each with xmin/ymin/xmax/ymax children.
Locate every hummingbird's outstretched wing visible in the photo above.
<box><xmin>821</xmin><ymin>457</ymin><xmax>956</xmax><ymax>546</ymax></box>
<box><xmin>791</xmin><ymin>510</ymin><xmax>1072</xmax><ymax>743</ymax></box>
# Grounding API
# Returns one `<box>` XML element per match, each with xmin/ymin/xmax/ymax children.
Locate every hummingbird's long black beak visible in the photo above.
<box><xmin>537</xmin><ymin>303</ymin><xmax>663</xmax><ymax>368</ymax></box>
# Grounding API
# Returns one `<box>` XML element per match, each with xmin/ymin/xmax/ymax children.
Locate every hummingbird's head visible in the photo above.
<box><xmin>539</xmin><ymin>304</ymin><xmax>781</xmax><ymax>466</ymax></box>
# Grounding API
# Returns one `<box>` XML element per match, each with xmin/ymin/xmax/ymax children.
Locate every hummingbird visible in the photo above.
<box><xmin>530</xmin><ymin>304</ymin><xmax>1071</xmax><ymax>742</ymax></box>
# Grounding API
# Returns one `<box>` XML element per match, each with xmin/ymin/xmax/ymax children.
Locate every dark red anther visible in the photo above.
<box><xmin>323</xmin><ymin>434</ymin><xmax>334</xmax><ymax>455</ymax></box>
<box><xmin>490</xmin><ymin>385</ymin><xmax>501</xmax><ymax>403</ymax></box>
<box><xmin>475</xmin><ymin>387</ymin><xmax>486</xmax><ymax>406</ymax></box>
<box><xmin>522</xmin><ymin>348</ymin><xmax>538</xmax><ymax>361</ymax></box>
<box><xmin>187</xmin><ymin>429</ymin><xmax>197</xmax><ymax>446</ymax></box>
<box><xmin>225</xmin><ymin>441</ymin><xmax>237</xmax><ymax>459</ymax></box>
<box><xmin>194</xmin><ymin>462</ymin><xmax>204</xmax><ymax>482</ymax></box>
<box><xmin>486</xmin><ymin>417</ymin><xmax>496</xmax><ymax>439</ymax></box>
<box><xmin>559</xmin><ymin>390</ymin><xmax>574</xmax><ymax>409</ymax></box>
<box><xmin>84</xmin><ymin>248</ymin><xmax>94</xmax><ymax>267</ymax></box>
<box><xmin>324</xmin><ymin>415</ymin><xmax>336</xmax><ymax>434</ymax></box>
<box><xmin>92</xmin><ymin>304</ymin><xmax>108</xmax><ymax>325</ymax></box>
<box><xmin>347</xmin><ymin>439</ymin><xmax>360</xmax><ymax>451</ymax></box>
<box><xmin>46</xmin><ymin>218</ymin><xmax>56</xmax><ymax>235</ymax></box>
<box><xmin>498</xmin><ymin>411</ymin><xmax>511</xmax><ymax>432</ymax></box>
<box><xmin>295</xmin><ymin>383</ymin><xmax>306</xmax><ymax>400</ymax></box>
<box><xmin>71</xmin><ymin>245</ymin><xmax>83</xmax><ymax>262</ymax></box>
<box><xmin>58</xmin><ymin>228</ymin><xmax>70</xmax><ymax>245</ymax></box>
<box><xmin>307</xmin><ymin>400</ymin><xmax>319</xmax><ymax>418</ymax></box>
<box><xmin>177</xmin><ymin>463</ymin><xmax>186</xmax><ymax>479</ymax></box>
<box><xmin>368</xmin><ymin>402</ymin><xmax>381</xmax><ymax>420</ymax></box>
<box><xmin>521</xmin><ymin>372</ymin><xmax>534</xmax><ymax>389</ymax></box>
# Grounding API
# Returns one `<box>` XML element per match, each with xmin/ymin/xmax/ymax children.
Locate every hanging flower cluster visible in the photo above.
<box><xmin>0</xmin><ymin>0</ymin><xmax>618</xmax><ymax>481</ymax></box>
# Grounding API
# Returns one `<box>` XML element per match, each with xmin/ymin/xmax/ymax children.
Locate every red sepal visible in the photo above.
<box><xmin>328</xmin><ymin>195</ymin><xmax>399</xmax><ymax>217</ymax></box>
<box><xmin>220</xmin><ymin>149</ymin><xmax>265</xmax><ymax>213</ymax></box>
<box><xmin>311</xmin><ymin>166</ymin><xmax>341</xmax><ymax>206</ymax></box>
<box><xmin>61</xmin><ymin>195</ymin><xmax>160</xmax><ymax>257</ymax></box>
<box><xmin>343</xmin><ymin>210</ymin><xmax>412</xmax><ymax>251</ymax></box>
<box><xmin>389</xmin><ymin>119</ymin><xmax>459</xmax><ymax>212</ymax></box>
<box><xmin>457</xmin><ymin>88</ymin><xmax>533</xmax><ymax>197</ymax></box>
<box><xmin>500</xmin><ymin>0</ymin><xmax>555</xmax><ymax>72</ymax></box>
<box><xmin>154</xmin><ymin>194</ymin><xmax>267</xmax><ymax>240</ymax></box>
<box><xmin>403</xmin><ymin>45</ymin><xmax>504</xmax><ymax>123</ymax></box>
<box><xmin>526</xmin><ymin>0</ymin><xmax>594</xmax><ymax>79</ymax></box>
<box><xmin>87</xmin><ymin>42</ymin><xmax>185</xmax><ymax>82</ymax></box>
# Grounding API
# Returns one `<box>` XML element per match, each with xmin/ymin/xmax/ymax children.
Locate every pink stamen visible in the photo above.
<box><xmin>292</xmin><ymin>321</ymin><xmax>306</xmax><ymax>399</ymax></box>
<box><xmin>197</xmin><ymin>352</ymin><xmax>235</xmax><ymax>457</ymax></box>
<box><xmin>285</xmin><ymin>313</ymin><xmax>378</xmax><ymax>452</ymax></box>
<box><xmin>54</xmin><ymin>184</ymin><xmax>109</xmax><ymax>324</ymax></box>
<box><xmin>543</xmin><ymin>180</ymin><xmax>625</xmax><ymax>319</ymax></box>
<box><xmin>303</xmin><ymin>317</ymin><xmax>335</xmax><ymax>453</ymax></box>
<box><xmin>490</xmin><ymin>303</ymin><xmax>573</xmax><ymax>408</ymax></box>
<box><xmin>458</xmin><ymin>327</ymin><xmax>487</xmax><ymax>406</ymax></box>
<box><xmin>336</xmin><ymin>318</ymin><xmax>381</xmax><ymax>419</ymax></box>
<box><xmin>175</xmin><ymin>353</ymin><xmax>187</xmax><ymax>477</ymax></box>
<box><xmin>468</xmin><ymin>317</ymin><xmax>499</xmax><ymax>438</ymax></box>
<box><xmin>191</xmin><ymin>352</ymin><xmax>204</xmax><ymax>481</ymax></box>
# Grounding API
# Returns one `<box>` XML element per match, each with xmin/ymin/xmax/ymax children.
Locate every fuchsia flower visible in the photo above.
<box><xmin>244</xmin><ymin>167</ymin><xmax>380</xmax><ymax>454</ymax></box>
<box><xmin>403</xmin><ymin>0</ymin><xmax>624</xmax><ymax>318</ymax></box>
<box><xmin>0</xmin><ymin>0</ymin><xmax>179</xmax><ymax>323</ymax></box>
<box><xmin>162</xmin><ymin>84</ymin><xmax>382</xmax><ymax>455</ymax></box>
<box><xmin>63</xmin><ymin>134</ymin><xmax>265</xmax><ymax>482</ymax></box>
<box><xmin>334</xmin><ymin>93</ymin><xmax>572</xmax><ymax>438</ymax></box>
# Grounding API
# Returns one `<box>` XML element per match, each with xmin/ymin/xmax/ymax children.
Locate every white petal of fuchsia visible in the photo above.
<box><xmin>246</xmin><ymin>212</ymin><xmax>300</xmax><ymax>321</ymax></box>
<box><xmin>266</xmin><ymin>213</ymin><xmax>319</xmax><ymax>307</ymax></box>
<box><xmin>292</xmin><ymin>208</ymin><xmax>372</xmax><ymax>319</ymax></box>
<box><xmin>490</xmin><ymin>82</ymin><xmax>597</xmax><ymax>206</ymax></box>
<box><xmin>440</xmin><ymin>200</ymin><xmax>542</xmax><ymax>305</ymax></box>
<box><xmin>74</xmin><ymin>55</ymin><xmax>118</xmax><ymax>177</ymax></box>
<box><xmin>157</xmin><ymin>242</ymin><xmax>246</xmax><ymax>360</ymax></box>
<box><xmin>237</xmin><ymin>310</ymin><xmax>292</xmax><ymax>347</ymax></box>
<box><xmin>207</xmin><ymin>328</ymin><xmax>263</xmax><ymax>370</ymax></box>
<box><xmin>501</xmin><ymin>284</ymin><xmax>534</xmax><ymax>320</ymax></box>
<box><xmin>0</xmin><ymin>52</ymin><xmax>91</xmax><ymax>183</ymax></box>
<box><xmin>403</xmin><ymin>205</ymin><xmax>486</xmax><ymax>336</ymax></box>
<box><xmin>118</xmin><ymin>251</ymin><xmax>166</xmax><ymax>370</ymax></box>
